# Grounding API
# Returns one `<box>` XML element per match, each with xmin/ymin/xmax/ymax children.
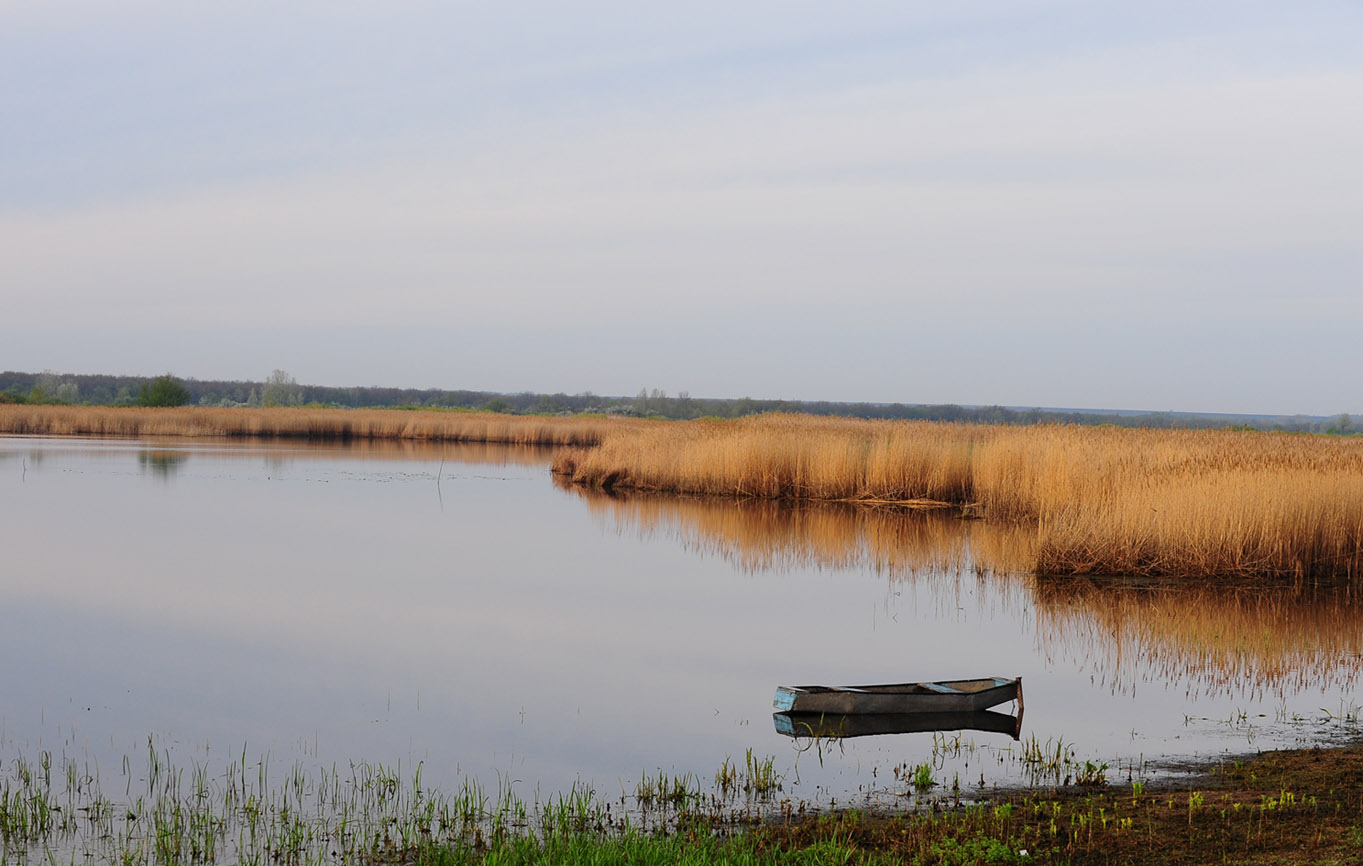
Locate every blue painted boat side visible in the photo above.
<box><xmin>773</xmin><ymin>686</ymin><xmax>799</xmax><ymax>712</ymax></box>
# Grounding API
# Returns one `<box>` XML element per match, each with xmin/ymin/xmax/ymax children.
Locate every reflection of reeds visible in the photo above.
<box><xmin>1033</xmin><ymin>578</ymin><xmax>1363</xmax><ymax>699</ymax></box>
<box><xmin>137</xmin><ymin>449</ymin><xmax>187</xmax><ymax>479</ymax></box>
<box><xmin>155</xmin><ymin>438</ymin><xmax>558</xmax><ymax>467</ymax></box>
<box><xmin>557</xmin><ymin>415</ymin><xmax>1363</xmax><ymax>580</ymax></box>
<box><xmin>564</xmin><ymin>482</ymin><xmax>1040</xmax><ymax>587</ymax></box>
<box><xmin>564</xmin><ymin>484</ymin><xmax>972</xmax><ymax>576</ymax></box>
<box><xmin>0</xmin><ymin>406</ymin><xmax>641</xmax><ymax>447</ymax></box>
<box><xmin>569</xmin><ymin>485</ymin><xmax>1363</xmax><ymax>700</ymax></box>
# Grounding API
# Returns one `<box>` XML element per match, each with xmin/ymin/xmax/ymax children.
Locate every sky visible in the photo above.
<box><xmin>3</xmin><ymin>1</ymin><xmax>1361</xmax><ymax>415</ymax></box>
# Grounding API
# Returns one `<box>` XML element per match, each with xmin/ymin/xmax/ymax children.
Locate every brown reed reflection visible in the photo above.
<box><xmin>207</xmin><ymin>437</ymin><xmax>558</xmax><ymax>466</ymax></box>
<box><xmin>1032</xmin><ymin>578</ymin><xmax>1363</xmax><ymax>700</ymax></box>
<box><xmin>22</xmin><ymin>437</ymin><xmax>557</xmax><ymax>467</ymax></box>
<box><xmin>564</xmin><ymin>483</ymin><xmax>1363</xmax><ymax>701</ymax></box>
<box><xmin>561</xmin><ymin>481</ymin><xmax>977</xmax><ymax>577</ymax></box>
<box><xmin>137</xmin><ymin>449</ymin><xmax>188</xmax><ymax>479</ymax></box>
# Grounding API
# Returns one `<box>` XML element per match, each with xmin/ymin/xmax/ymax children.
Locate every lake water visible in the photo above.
<box><xmin>2</xmin><ymin>435</ymin><xmax>1360</xmax><ymax>809</ymax></box>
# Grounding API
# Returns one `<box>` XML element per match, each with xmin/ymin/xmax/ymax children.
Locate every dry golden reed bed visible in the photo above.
<box><xmin>554</xmin><ymin>413</ymin><xmax>1363</xmax><ymax>580</ymax></box>
<box><xmin>0</xmin><ymin>405</ymin><xmax>644</xmax><ymax>447</ymax></box>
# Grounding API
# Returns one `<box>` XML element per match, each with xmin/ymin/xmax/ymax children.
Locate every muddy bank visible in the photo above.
<box><xmin>762</xmin><ymin>740</ymin><xmax>1363</xmax><ymax>864</ymax></box>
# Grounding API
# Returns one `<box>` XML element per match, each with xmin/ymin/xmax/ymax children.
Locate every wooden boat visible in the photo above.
<box><xmin>773</xmin><ymin>708</ymin><xmax>1023</xmax><ymax>740</ymax></box>
<box><xmin>772</xmin><ymin>676</ymin><xmax>1021</xmax><ymax>715</ymax></box>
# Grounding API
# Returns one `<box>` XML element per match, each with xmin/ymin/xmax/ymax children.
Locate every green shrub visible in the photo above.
<box><xmin>138</xmin><ymin>374</ymin><xmax>190</xmax><ymax>407</ymax></box>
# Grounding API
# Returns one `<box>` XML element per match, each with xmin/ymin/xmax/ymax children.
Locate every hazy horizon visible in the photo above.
<box><xmin>7</xmin><ymin>365</ymin><xmax>1355</xmax><ymax>420</ymax></box>
<box><xmin>5</xmin><ymin>2</ymin><xmax>1361</xmax><ymax>416</ymax></box>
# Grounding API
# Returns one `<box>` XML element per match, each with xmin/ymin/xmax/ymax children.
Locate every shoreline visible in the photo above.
<box><xmin>9</xmin><ymin>407</ymin><xmax>1363</xmax><ymax>581</ymax></box>
<box><xmin>755</xmin><ymin>738</ymin><xmax>1363</xmax><ymax>865</ymax></box>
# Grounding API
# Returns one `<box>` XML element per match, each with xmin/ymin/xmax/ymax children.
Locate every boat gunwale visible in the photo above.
<box><xmin>779</xmin><ymin>677</ymin><xmax>1017</xmax><ymax>697</ymax></box>
<box><xmin>773</xmin><ymin>677</ymin><xmax>1021</xmax><ymax>715</ymax></box>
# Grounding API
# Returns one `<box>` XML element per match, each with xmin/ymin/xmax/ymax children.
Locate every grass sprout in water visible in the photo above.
<box><xmin>0</xmin><ymin>738</ymin><xmax>794</xmax><ymax>865</ymax></box>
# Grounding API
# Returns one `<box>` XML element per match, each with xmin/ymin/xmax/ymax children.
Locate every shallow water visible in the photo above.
<box><xmin>1</xmin><ymin>435</ymin><xmax>1360</xmax><ymax>810</ymax></box>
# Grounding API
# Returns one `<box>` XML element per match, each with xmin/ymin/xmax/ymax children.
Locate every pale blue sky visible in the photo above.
<box><xmin>4</xmin><ymin>1</ymin><xmax>1361</xmax><ymax>413</ymax></box>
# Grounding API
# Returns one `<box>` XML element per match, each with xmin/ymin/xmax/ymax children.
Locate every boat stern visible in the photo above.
<box><xmin>772</xmin><ymin>686</ymin><xmax>802</xmax><ymax>712</ymax></box>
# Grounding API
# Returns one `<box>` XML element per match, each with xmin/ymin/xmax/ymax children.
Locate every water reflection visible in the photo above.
<box><xmin>1034</xmin><ymin>578</ymin><xmax>1363</xmax><ymax>700</ymax></box>
<box><xmin>775</xmin><ymin>710</ymin><xmax>1023</xmax><ymax>740</ymax></box>
<box><xmin>558</xmin><ymin>481</ymin><xmax>1036</xmax><ymax>577</ymax></box>
<box><xmin>568</xmin><ymin>485</ymin><xmax>1363</xmax><ymax>704</ymax></box>
<box><xmin>5</xmin><ymin>436</ymin><xmax>557</xmax><ymax>477</ymax></box>
<box><xmin>5</xmin><ymin>434</ymin><xmax>1362</xmax><ymax>809</ymax></box>
<box><xmin>138</xmin><ymin>449</ymin><xmax>188</xmax><ymax>479</ymax></box>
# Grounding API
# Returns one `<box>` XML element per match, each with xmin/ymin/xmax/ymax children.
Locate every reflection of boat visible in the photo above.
<box><xmin>773</xmin><ymin>677</ymin><xmax>1021</xmax><ymax>715</ymax></box>
<box><xmin>774</xmin><ymin>708</ymin><xmax>1023</xmax><ymax>740</ymax></box>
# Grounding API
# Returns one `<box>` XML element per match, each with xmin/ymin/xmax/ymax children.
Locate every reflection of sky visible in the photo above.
<box><xmin>1</xmin><ymin>437</ymin><xmax>1359</xmax><ymax>806</ymax></box>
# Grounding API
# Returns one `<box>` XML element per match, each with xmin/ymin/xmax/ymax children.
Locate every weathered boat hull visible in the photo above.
<box><xmin>772</xmin><ymin>677</ymin><xmax>1021</xmax><ymax>715</ymax></box>
<box><xmin>773</xmin><ymin>708</ymin><xmax>1023</xmax><ymax>740</ymax></box>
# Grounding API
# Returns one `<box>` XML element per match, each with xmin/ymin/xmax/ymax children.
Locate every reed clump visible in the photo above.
<box><xmin>0</xmin><ymin>405</ymin><xmax>645</xmax><ymax>447</ymax></box>
<box><xmin>975</xmin><ymin>425</ymin><xmax>1363</xmax><ymax>579</ymax></box>
<box><xmin>553</xmin><ymin>414</ymin><xmax>978</xmax><ymax>504</ymax></box>
<box><xmin>555</xmin><ymin>414</ymin><xmax>1363</xmax><ymax>580</ymax></box>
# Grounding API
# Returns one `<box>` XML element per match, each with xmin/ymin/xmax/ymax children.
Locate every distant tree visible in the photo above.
<box><xmin>262</xmin><ymin>369</ymin><xmax>303</xmax><ymax>407</ymax></box>
<box><xmin>138</xmin><ymin>374</ymin><xmax>190</xmax><ymax>407</ymax></box>
<box><xmin>35</xmin><ymin>370</ymin><xmax>61</xmax><ymax>395</ymax></box>
<box><xmin>532</xmin><ymin>392</ymin><xmax>568</xmax><ymax>414</ymax></box>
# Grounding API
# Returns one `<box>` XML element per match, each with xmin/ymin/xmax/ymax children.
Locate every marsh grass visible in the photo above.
<box><xmin>557</xmin><ymin>414</ymin><xmax>1363</xmax><ymax>580</ymax></box>
<box><xmin>4</xmin><ymin>739</ymin><xmax>1361</xmax><ymax>864</ymax></box>
<box><xmin>0</xmin><ymin>405</ymin><xmax>646</xmax><ymax>447</ymax></box>
<box><xmin>554</xmin><ymin>414</ymin><xmax>976</xmax><ymax>505</ymax></box>
<box><xmin>0</xmin><ymin>740</ymin><xmax>793</xmax><ymax>865</ymax></box>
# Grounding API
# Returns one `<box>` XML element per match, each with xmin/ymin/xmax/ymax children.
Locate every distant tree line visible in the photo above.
<box><xmin>0</xmin><ymin>369</ymin><xmax>1353</xmax><ymax>434</ymax></box>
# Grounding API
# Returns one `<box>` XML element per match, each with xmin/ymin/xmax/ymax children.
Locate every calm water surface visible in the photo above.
<box><xmin>2</xmin><ymin>436</ymin><xmax>1360</xmax><ymax>806</ymax></box>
